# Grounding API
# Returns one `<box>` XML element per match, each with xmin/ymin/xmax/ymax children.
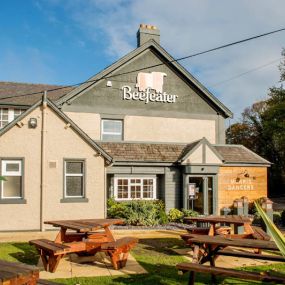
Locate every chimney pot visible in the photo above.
<box><xmin>137</xmin><ymin>24</ymin><xmax>160</xmax><ymax>47</ymax></box>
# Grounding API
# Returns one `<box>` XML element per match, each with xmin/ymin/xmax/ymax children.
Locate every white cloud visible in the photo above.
<box><xmin>40</xmin><ymin>0</ymin><xmax>285</xmax><ymax>119</ymax></box>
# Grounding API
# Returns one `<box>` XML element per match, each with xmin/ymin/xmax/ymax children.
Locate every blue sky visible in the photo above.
<box><xmin>1</xmin><ymin>0</ymin><xmax>285</xmax><ymax>120</ymax></box>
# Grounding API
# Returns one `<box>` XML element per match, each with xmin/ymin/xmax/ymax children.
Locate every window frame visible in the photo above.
<box><xmin>0</xmin><ymin>108</ymin><xmax>24</xmax><ymax>129</ymax></box>
<box><xmin>114</xmin><ymin>176</ymin><xmax>157</xmax><ymax>201</ymax></box>
<box><xmin>64</xmin><ymin>159</ymin><xmax>86</xmax><ymax>199</ymax></box>
<box><xmin>0</xmin><ymin>158</ymin><xmax>24</xmax><ymax>201</ymax></box>
<box><xmin>101</xmin><ymin>119</ymin><xmax>123</xmax><ymax>141</ymax></box>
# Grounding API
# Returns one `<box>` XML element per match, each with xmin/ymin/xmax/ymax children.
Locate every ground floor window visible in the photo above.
<box><xmin>64</xmin><ymin>160</ymin><xmax>85</xmax><ymax>198</ymax></box>
<box><xmin>1</xmin><ymin>159</ymin><xmax>23</xmax><ymax>199</ymax></box>
<box><xmin>114</xmin><ymin>177</ymin><xmax>156</xmax><ymax>200</ymax></box>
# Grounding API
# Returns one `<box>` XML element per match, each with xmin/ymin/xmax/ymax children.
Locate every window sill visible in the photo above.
<box><xmin>60</xmin><ymin>198</ymin><xmax>89</xmax><ymax>203</ymax></box>
<box><xmin>0</xmin><ymin>199</ymin><xmax>27</xmax><ymax>204</ymax></box>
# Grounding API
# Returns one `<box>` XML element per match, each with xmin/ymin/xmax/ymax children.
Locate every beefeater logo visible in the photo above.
<box><xmin>136</xmin><ymin>72</ymin><xmax>167</xmax><ymax>93</ymax></box>
<box><xmin>121</xmin><ymin>71</ymin><xmax>178</xmax><ymax>104</ymax></box>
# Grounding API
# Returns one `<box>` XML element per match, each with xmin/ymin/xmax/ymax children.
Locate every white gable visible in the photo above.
<box><xmin>205</xmin><ymin>145</ymin><xmax>223</xmax><ymax>164</ymax></box>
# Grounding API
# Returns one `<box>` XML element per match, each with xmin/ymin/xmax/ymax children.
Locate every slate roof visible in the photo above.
<box><xmin>98</xmin><ymin>142</ymin><xmax>187</xmax><ymax>163</ymax></box>
<box><xmin>98</xmin><ymin>141</ymin><xmax>270</xmax><ymax>165</ymax></box>
<box><xmin>213</xmin><ymin>145</ymin><xmax>270</xmax><ymax>165</ymax></box>
<box><xmin>0</xmin><ymin>82</ymin><xmax>74</xmax><ymax>106</ymax></box>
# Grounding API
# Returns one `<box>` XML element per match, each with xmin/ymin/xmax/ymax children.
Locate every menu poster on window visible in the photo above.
<box><xmin>188</xmin><ymin>183</ymin><xmax>196</xmax><ymax>200</ymax></box>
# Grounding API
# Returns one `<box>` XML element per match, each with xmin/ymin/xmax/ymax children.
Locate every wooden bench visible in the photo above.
<box><xmin>100</xmin><ymin>237</ymin><xmax>138</xmax><ymax>270</ymax></box>
<box><xmin>0</xmin><ymin>260</ymin><xmax>39</xmax><ymax>285</ymax></box>
<box><xmin>29</xmin><ymin>239</ymin><xmax>73</xmax><ymax>273</ymax></box>
<box><xmin>176</xmin><ymin>262</ymin><xmax>285</xmax><ymax>285</ymax></box>
<box><xmin>217</xmin><ymin>248</ymin><xmax>285</xmax><ymax>262</ymax></box>
<box><xmin>252</xmin><ymin>226</ymin><xmax>271</xmax><ymax>240</ymax></box>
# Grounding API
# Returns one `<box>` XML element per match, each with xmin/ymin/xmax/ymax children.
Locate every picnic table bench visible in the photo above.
<box><xmin>0</xmin><ymin>260</ymin><xmax>39</xmax><ymax>285</ymax></box>
<box><xmin>177</xmin><ymin>263</ymin><xmax>285</xmax><ymax>285</ymax></box>
<box><xmin>178</xmin><ymin>234</ymin><xmax>285</xmax><ymax>284</ymax></box>
<box><xmin>29</xmin><ymin>219</ymin><xmax>138</xmax><ymax>273</ymax></box>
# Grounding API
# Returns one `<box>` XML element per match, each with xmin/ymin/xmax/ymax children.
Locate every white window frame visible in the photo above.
<box><xmin>101</xmin><ymin>119</ymin><xmax>123</xmax><ymax>141</ymax></box>
<box><xmin>64</xmin><ymin>160</ymin><xmax>85</xmax><ymax>198</ymax></box>
<box><xmin>1</xmin><ymin>160</ymin><xmax>23</xmax><ymax>199</ymax></box>
<box><xmin>114</xmin><ymin>177</ymin><xmax>157</xmax><ymax>201</ymax></box>
<box><xmin>0</xmin><ymin>108</ymin><xmax>24</xmax><ymax>129</ymax></box>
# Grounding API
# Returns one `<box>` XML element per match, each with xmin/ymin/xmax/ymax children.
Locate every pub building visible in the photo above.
<box><xmin>0</xmin><ymin>25</ymin><xmax>270</xmax><ymax>231</ymax></box>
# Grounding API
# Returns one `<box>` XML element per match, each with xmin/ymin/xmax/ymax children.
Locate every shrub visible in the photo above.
<box><xmin>107</xmin><ymin>198</ymin><xmax>166</xmax><ymax>226</ymax></box>
<box><xmin>168</xmin><ymin>208</ymin><xmax>183</xmax><ymax>222</ymax></box>
<box><xmin>181</xmin><ymin>208</ymin><xmax>199</xmax><ymax>218</ymax></box>
<box><xmin>167</xmin><ymin>208</ymin><xmax>199</xmax><ymax>223</ymax></box>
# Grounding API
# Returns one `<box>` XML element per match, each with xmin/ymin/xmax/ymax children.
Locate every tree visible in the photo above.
<box><xmin>226</xmin><ymin>51</ymin><xmax>285</xmax><ymax>197</ymax></box>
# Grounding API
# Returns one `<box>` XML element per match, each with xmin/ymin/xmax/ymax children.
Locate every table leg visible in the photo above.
<box><xmin>188</xmin><ymin>271</ymin><xmax>195</xmax><ymax>285</ymax></box>
<box><xmin>192</xmin><ymin>245</ymin><xmax>200</xmax><ymax>263</ymax></box>
<box><xmin>244</xmin><ymin>223</ymin><xmax>254</xmax><ymax>235</ymax></box>
<box><xmin>104</xmin><ymin>226</ymin><xmax>115</xmax><ymax>242</ymax></box>
<box><xmin>208</xmin><ymin>223</ymin><xmax>216</xmax><ymax>236</ymax></box>
<box><xmin>54</xmin><ymin>228</ymin><xmax>67</xmax><ymax>243</ymax></box>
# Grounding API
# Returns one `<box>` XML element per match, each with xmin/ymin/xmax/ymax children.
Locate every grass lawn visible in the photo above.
<box><xmin>0</xmin><ymin>238</ymin><xmax>284</xmax><ymax>284</ymax></box>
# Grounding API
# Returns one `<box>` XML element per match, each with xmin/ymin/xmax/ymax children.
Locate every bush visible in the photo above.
<box><xmin>168</xmin><ymin>208</ymin><xmax>183</xmax><ymax>222</ymax></box>
<box><xmin>181</xmin><ymin>208</ymin><xmax>199</xmax><ymax>218</ymax></box>
<box><xmin>167</xmin><ymin>208</ymin><xmax>199</xmax><ymax>223</ymax></box>
<box><xmin>107</xmin><ymin>198</ymin><xmax>166</xmax><ymax>226</ymax></box>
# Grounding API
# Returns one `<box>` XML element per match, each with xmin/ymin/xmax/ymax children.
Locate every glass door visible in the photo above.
<box><xmin>188</xmin><ymin>176</ymin><xmax>214</xmax><ymax>215</ymax></box>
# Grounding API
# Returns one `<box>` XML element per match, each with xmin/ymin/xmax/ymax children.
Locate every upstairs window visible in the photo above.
<box><xmin>64</xmin><ymin>160</ymin><xmax>85</xmax><ymax>198</ymax></box>
<box><xmin>101</xmin><ymin>119</ymin><xmax>123</xmax><ymax>141</ymax></box>
<box><xmin>1</xmin><ymin>160</ymin><xmax>23</xmax><ymax>199</ymax></box>
<box><xmin>0</xmin><ymin>108</ymin><xmax>24</xmax><ymax>129</ymax></box>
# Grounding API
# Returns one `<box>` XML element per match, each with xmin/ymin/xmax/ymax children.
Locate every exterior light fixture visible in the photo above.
<box><xmin>106</xmin><ymin>81</ymin><xmax>112</xmax><ymax>87</ymax></box>
<box><xmin>261</xmin><ymin>197</ymin><xmax>273</xmax><ymax>210</ymax></box>
<box><xmin>233</xmin><ymin>199</ymin><xmax>243</xmax><ymax>208</ymax></box>
<box><xmin>28</xmin><ymin>118</ymin><xmax>37</xmax><ymax>128</ymax></box>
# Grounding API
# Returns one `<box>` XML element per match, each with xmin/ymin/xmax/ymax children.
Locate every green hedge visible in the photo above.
<box><xmin>107</xmin><ymin>198</ymin><xmax>198</xmax><ymax>226</ymax></box>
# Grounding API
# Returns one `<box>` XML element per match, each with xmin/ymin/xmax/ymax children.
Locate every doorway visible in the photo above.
<box><xmin>186</xmin><ymin>175</ymin><xmax>215</xmax><ymax>215</ymax></box>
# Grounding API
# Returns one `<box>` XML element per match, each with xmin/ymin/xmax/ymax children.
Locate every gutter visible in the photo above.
<box><xmin>40</xmin><ymin>91</ymin><xmax>47</xmax><ymax>231</ymax></box>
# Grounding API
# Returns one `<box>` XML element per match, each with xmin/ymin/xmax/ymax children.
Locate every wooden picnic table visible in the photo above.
<box><xmin>179</xmin><ymin>233</ymin><xmax>285</xmax><ymax>284</ymax></box>
<box><xmin>45</xmin><ymin>218</ymin><xmax>124</xmax><ymax>243</ymax></box>
<box><xmin>184</xmin><ymin>215</ymin><xmax>254</xmax><ymax>236</ymax></box>
<box><xmin>0</xmin><ymin>260</ymin><xmax>39</xmax><ymax>285</ymax></box>
<box><xmin>30</xmin><ymin>218</ymin><xmax>138</xmax><ymax>272</ymax></box>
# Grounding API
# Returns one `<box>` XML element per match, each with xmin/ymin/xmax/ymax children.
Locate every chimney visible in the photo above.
<box><xmin>137</xmin><ymin>24</ymin><xmax>160</xmax><ymax>47</ymax></box>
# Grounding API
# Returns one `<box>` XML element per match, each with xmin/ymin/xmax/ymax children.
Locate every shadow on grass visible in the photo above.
<box><xmin>136</xmin><ymin>237</ymin><xmax>187</xmax><ymax>255</ymax></box>
<box><xmin>9</xmin><ymin>242</ymin><xmax>39</xmax><ymax>265</ymax></box>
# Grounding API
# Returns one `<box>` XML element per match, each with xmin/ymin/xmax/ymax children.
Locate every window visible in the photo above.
<box><xmin>64</xmin><ymin>160</ymin><xmax>85</xmax><ymax>198</ymax></box>
<box><xmin>0</xmin><ymin>108</ymin><xmax>24</xmax><ymax>129</ymax></box>
<box><xmin>1</xmin><ymin>160</ymin><xmax>23</xmax><ymax>199</ymax></box>
<box><xmin>114</xmin><ymin>177</ymin><xmax>156</xmax><ymax>200</ymax></box>
<box><xmin>101</xmin><ymin>119</ymin><xmax>123</xmax><ymax>141</ymax></box>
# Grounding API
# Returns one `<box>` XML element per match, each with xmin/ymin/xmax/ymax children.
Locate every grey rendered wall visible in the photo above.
<box><xmin>164</xmin><ymin>167</ymin><xmax>182</xmax><ymax>212</ymax></box>
<box><xmin>62</xmin><ymin>49</ymin><xmax>221</xmax><ymax>119</ymax></box>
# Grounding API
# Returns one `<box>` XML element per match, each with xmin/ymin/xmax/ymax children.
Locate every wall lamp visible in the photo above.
<box><xmin>28</xmin><ymin>118</ymin><xmax>37</xmax><ymax>128</ymax></box>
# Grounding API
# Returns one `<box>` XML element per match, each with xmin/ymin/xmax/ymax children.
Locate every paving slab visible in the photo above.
<box><xmin>39</xmin><ymin>252</ymin><xmax>146</xmax><ymax>279</ymax></box>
